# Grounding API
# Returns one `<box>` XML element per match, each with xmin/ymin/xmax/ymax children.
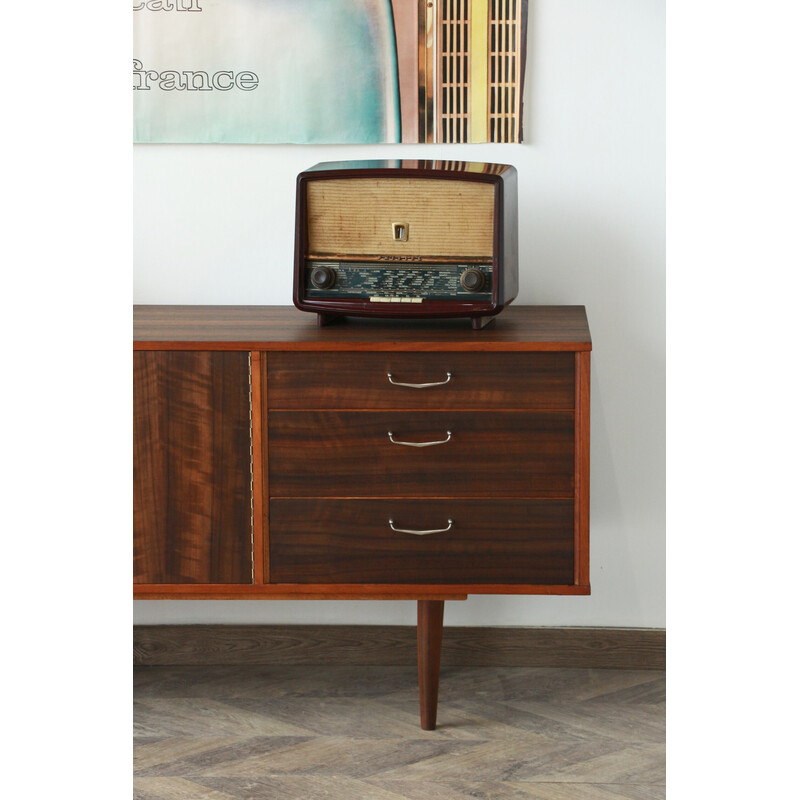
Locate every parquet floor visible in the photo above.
<box><xmin>134</xmin><ymin>665</ymin><xmax>665</xmax><ymax>799</ymax></box>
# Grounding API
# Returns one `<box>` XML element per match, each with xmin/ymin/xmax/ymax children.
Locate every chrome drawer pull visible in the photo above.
<box><xmin>387</xmin><ymin>371</ymin><xmax>452</xmax><ymax>388</ymax></box>
<box><xmin>389</xmin><ymin>518</ymin><xmax>453</xmax><ymax>535</ymax></box>
<box><xmin>388</xmin><ymin>430</ymin><xmax>452</xmax><ymax>448</ymax></box>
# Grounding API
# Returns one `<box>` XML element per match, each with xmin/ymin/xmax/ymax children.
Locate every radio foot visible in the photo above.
<box><xmin>317</xmin><ymin>312</ymin><xmax>345</xmax><ymax>327</ymax></box>
<box><xmin>471</xmin><ymin>316</ymin><xmax>495</xmax><ymax>330</ymax></box>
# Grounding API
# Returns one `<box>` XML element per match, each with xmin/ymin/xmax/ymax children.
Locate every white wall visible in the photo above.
<box><xmin>133</xmin><ymin>0</ymin><xmax>665</xmax><ymax>628</ymax></box>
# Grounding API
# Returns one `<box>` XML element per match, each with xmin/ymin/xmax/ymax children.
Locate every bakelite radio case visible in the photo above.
<box><xmin>293</xmin><ymin>160</ymin><xmax>518</xmax><ymax>329</ymax></box>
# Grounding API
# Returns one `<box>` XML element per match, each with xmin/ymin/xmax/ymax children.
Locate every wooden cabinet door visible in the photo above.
<box><xmin>133</xmin><ymin>351</ymin><xmax>253</xmax><ymax>584</ymax></box>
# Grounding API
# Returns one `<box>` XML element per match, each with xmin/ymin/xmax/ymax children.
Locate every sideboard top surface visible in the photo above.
<box><xmin>133</xmin><ymin>305</ymin><xmax>591</xmax><ymax>351</ymax></box>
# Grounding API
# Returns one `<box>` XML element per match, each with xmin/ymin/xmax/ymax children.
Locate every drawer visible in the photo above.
<box><xmin>267</xmin><ymin>352</ymin><xmax>574</xmax><ymax>410</ymax></box>
<box><xmin>270</xmin><ymin>499</ymin><xmax>575</xmax><ymax>584</ymax></box>
<box><xmin>268</xmin><ymin>411</ymin><xmax>574</xmax><ymax>497</ymax></box>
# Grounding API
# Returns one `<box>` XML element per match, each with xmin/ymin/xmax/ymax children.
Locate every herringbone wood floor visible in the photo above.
<box><xmin>134</xmin><ymin>665</ymin><xmax>665</xmax><ymax>799</ymax></box>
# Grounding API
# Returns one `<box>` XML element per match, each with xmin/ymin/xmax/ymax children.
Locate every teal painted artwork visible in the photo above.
<box><xmin>133</xmin><ymin>0</ymin><xmax>401</xmax><ymax>144</ymax></box>
<box><xmin>133</xmin><ymin>0</ymin><xmax>528</xmax><ymax>144</ymax></box>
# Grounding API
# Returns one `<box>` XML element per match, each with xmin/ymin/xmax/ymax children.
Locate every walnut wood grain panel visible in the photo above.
<box><xmin>133</xmin><ymin>305</ymin><xmax>592</xmax><ymax>351</ymax></box>
<box><xmin>259</xmin><ymin>352</ymin><xmax>270</xmax><ymax>584</ymax></box>
<box><xmin>269</xmin><ymin>499</ymin><xmax>574</xmax><ymax>584</ymax></box>
<box><xmin>575</xmin><ymin>350</ymin><xmax>591</xmax><ymax>586</ymax></box>
<box><xmin>267</xmin><ymin>352</ymin><xmax>574</xmax><ymax>410</ymax></box>
<box><xmin>306</xmin><ymin>178</ymin><xmax>495</xmax><ymax>259</ymax></box>
<box><xmin>268</xmin><ymin>411</ymin><xmax>574</xmax><ymax>497</ymax></box>
<box><xmin>133</xmin><ymin>351</ymin><xmax>253</xmax><ymax>584</ymax></box>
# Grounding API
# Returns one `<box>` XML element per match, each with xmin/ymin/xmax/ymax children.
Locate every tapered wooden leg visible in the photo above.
<box><xmin>417</xmin><ymin>600</ymin><xmax>445</xmax><ymax>730</ymax></box>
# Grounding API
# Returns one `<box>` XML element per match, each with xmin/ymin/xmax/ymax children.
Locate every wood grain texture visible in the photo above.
<box><xmin>134</xmin><ymin>664</ymin><xmax>665</xmax><ymax>798</ymax></box>
<box><xmin>268</xmin><ymin>411</ymin><xmax>574</xmax><ymax>498</ymax></box>
<box><xmin>133</xmin><ymin>305</ymin><xmax>592</xmax><ymax>351</ymax></box>
<box><xmin>134</xmin><ymin>584</ymin><xmax>471</xmax><ymax>600</ymax></box>
<box><xmin>133</xmin><ymin>351</ymin><xmax>253</xmax><ymax>584</ymax></box>
<box><xmin>259</xmin><ymin>352</ymin><xmax>270</xmax><ymax>584</ymax></box>
<box><xmin>306</xmin><ymin>178</ymin><xmax>495</xmax><ymax>259</ymax></box>
<box><xmin>575</xmin><ymin>350</ymin><xmax>591</xmax><ymax>586</ymax></box>
<box><xmin>133</xmin><ymin>625</ymin><xmax>665</xmax><ymax>669</ymax></box>
<box><xmin>133</xmin><ymin>583</ymin><xmax>585</xmax><ymax>598</ymax></box>
<box><xmin>269</xmin><ymin>499</ymin><xmax>574</xmax><ymax>584</ymax></box>
<box><xmin>417</xmin><ymin>600</ymin><xmax>445</xmax><ymax>729</ymax></box>
<box><xmin>133</xmin><ymin>304</ymin><xmax>592</xmax><ymax>601</ymax></box>
<box><xmin>267</xmin><ymin>351</ymin><xmax>575</xmax><ymax>410</ymax></box>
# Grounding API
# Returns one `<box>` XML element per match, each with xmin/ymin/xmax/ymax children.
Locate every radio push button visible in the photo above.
<box><xmin>460</xmin><ymin>268</ymin><xmax>486</xmax><ymax>292</ymax></box>
<box><xmin>310</xmin><ymin>265</ymin><xmax>336</xmax><ymax>289</ymax></box>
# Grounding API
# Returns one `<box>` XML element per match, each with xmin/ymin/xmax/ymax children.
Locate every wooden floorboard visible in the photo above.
<box><xmin>134</xmin><ymin>625</ymin><xmax>666</xmax><ymax>670</ymax></box>
<box><xmin>134</xmin><ymin>665</ymin><xmax>666</xmax><ymax>799</ymax></box>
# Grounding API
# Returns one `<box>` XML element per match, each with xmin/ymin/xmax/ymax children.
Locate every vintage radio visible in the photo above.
<box><xmin>293</xmin><ymin>160</ymin><xmax>518</xmax><ymax>329</ymax></box>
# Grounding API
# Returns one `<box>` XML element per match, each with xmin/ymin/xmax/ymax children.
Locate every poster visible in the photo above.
<box><xmin>133</xmin><ymin>0</ymin><xmax>527</xmax><ymax>144</ymax></box>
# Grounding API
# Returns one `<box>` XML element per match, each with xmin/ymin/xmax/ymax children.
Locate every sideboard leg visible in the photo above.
<box><xmin>417</xmin><ymin>600</ymin><xmax>445</xmax><ymax>731</ymax></box>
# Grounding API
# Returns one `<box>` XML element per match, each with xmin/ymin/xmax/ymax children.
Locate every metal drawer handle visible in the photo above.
<box><xmin>387</xmin><ymin>371</ymin><xmax>452</xmax><ymax>388</ymax></box>
<box><xmin>389</xmin><ymin>518</ymin><xmax>453</xmax><ymax>536</ymax></box>
<box><xmin>387</xmin><ymin>430</ymin><xmax>452</xmax><ymax>448</ymax></box>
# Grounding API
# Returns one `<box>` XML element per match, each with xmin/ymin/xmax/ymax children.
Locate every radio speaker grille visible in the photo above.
<box><xmin>306</xmin><ymin>177</ymin><xmax>495</xmax><ymax>260</ymax></box>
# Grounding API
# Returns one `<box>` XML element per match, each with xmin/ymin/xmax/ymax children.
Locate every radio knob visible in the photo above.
<box><xmin>460</xmin><ymin>268</ymin><xmax>486</xmax><ymax>292</ymax></box>
<box><xmin>310</xmin><ymin>265</ymin><xmax>336</xmax><ymax>289</ymax></box>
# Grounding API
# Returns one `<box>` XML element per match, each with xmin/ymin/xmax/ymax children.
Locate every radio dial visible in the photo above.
<box><xmin>310</xmin><ymin>265</ymin><xmax>336</xmax><ymax>289</ymax></box>
<box><xmin>460</xmin><ymin>268</ymin><xmax>486</xmax><ymax>292</ymax></box>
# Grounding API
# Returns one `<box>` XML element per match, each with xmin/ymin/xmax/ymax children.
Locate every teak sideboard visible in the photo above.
<box><xmin>133</xmin><ymin>305</ymin><xmax>592</xmax><ymax>729</ymax></box>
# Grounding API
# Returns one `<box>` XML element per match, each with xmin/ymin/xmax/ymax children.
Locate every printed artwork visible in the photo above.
<box><xmin>133</xmin><ymin>0</ymin><xmax>527</xmax><ymax>144</ymax></box>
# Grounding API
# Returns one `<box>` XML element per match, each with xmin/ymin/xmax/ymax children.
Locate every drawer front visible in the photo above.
<box><xmin>267</xmin><ymin>352</ymin><xmax>574</xmax><ymax>410</ymax></box>
<box><xmin>268</xmin><ymin>411</ymin><xmax>574</xmax><ymax>497</ymax></box>
<box><xmin>270</xmin><ymin>499</ymin><xmax>575</xmax><ymax>584</ymax></box>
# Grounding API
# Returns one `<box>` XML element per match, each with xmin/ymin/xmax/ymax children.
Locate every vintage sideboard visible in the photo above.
<box><xmin>133</xmin><ymin>305</ymin><xmax>591</xmax><ymax>729</ymax></box>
